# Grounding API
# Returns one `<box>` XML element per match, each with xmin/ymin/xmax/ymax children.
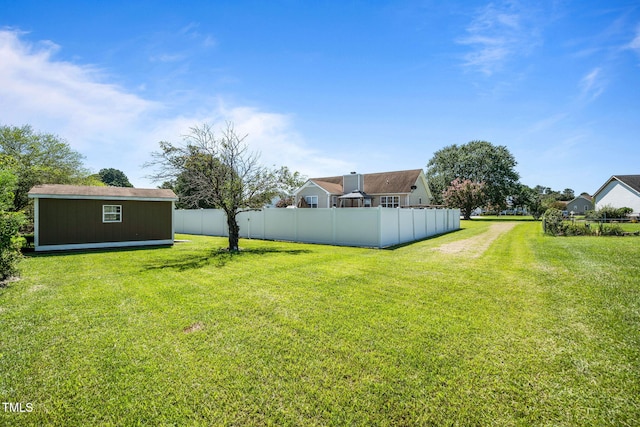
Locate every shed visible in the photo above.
<box><xmin>28</xmin><ymin>185</ymin><xmax>178</xmax><ymax>251</ymax></box>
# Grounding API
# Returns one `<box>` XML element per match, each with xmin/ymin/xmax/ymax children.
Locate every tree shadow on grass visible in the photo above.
<box><xmin>142</xmin><ymin>247</ymin><xmax>312</xmax><ymax>271</ymax></box>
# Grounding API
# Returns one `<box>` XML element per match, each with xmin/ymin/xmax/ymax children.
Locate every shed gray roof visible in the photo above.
<box><xmin>28</xmin><ymin>184</ymin><xmax>178</xmax><ymax>201</ymax></box>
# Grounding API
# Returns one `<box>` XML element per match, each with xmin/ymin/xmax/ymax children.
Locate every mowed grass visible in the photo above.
<box><xmin>1</xmin><ymin>221</ymin><xmax>639</xmax><ymax>426</ymax></box>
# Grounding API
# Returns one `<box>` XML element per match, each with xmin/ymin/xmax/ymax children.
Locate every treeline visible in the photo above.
<box><xmin>0</xmin><ymin>124</ymin><xmax>134</xmax><ymax>279</ymax></box>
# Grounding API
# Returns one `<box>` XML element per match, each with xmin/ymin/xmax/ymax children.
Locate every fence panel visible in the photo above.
<box><xmin>412</xmin><ymin>209</ymin><xmax>427</xmax><ymax>240</ymax></box>
<box><xmin>175</xmin><ymin>207</ymin><xmax>460</xmax><ymax>248</ymax></box>
<box><xmin>379</xmin><ymin>208</ymin><xmax>399</xmax><ymax>247</ymax></box>
<box><xmin>264</xmin><ymin>208</ymin><xmax>297</xmax><ymax>241</ymax></box>
<box><xmin>297</xmin><ymin>209</ymin><xmax>335</xmax><ymax>245</ymax></box>
<box><xmin>398</xmin><ymin>209</ymin><xmax>415</xmax><ymax>243</ymax></box>
<box><xmin>238</xmin><ymin>210</ymin><xmax>264</xmax><ymax>239</ymax></box>
<box><xmin>334</xmin><ymin>208</ymin><xmax>380</xmax><ymax>247</ymax></box>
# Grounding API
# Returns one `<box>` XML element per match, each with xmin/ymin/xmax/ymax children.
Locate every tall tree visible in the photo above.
<box><xmin>426</xmin><ymin>140</ymin><xmax>520</xmax><ymax>209</ymax></box>
<box><xmin>561</xmin><ymin>188</ymin><xmax>575</xmax><ymax>201</ymax></box>
<box><xmin>98</xmin><ymin>168</ymin><xmax>133</xmax><ymax>187</ymax></box>
<box><xmin>0</xmin><ymin>125</ymin><xmax>89</xmax><ymax>211</ymax></box>
<box><xmin>147</xmin><ymin>122</ymin><xmax>281</xmax><ymax>252</ymax></box>
<box><xmin>517</xmin><ymin>184</ymin><xmax>546</xmax><ymax>219</ymax></box>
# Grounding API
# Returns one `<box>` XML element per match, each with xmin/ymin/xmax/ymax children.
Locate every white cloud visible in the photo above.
<box><xmin>154</xmin><ymin>104</ymin><xmax>353</xmax><ymax>179</ymax></box>
<box><xmin>458</xmin><ymin>1</ymin><xmax>543</xmax><ymax>76</ymax></box>
<box><xmin>0</xmin><ymin>30</ymin><xmax>159</xmax><ymax>146</ymax></box>
<box><xmin>628</xmin><ymin>24</ymin><xmax>640</xmax><ymax>51</ymax></box>
<box><xmin>579</xmin><ymin>67</ymin><xmax>606</xmax><ymax>101</ymax></box>
<box><xmin>0</xmin><ymin>29</ymin><xmax>344</xmax><ymax>187</ymax></box>
<box><xmin>527</xmin><ymin>113</ymin><xmax>568</xmax><ymax>133</ymax></box>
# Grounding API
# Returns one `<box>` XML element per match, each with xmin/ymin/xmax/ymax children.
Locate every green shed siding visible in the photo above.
<box><xmin>38</xmin><ymin>198</ymin><xmax>173</xmax><ymax>246</ymax></box>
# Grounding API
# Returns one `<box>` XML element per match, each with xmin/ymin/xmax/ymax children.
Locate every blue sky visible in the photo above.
<box><xmin>1</xmin><ymin>0</ymin><xmax>639</xmax><ymax>194</ymax></box>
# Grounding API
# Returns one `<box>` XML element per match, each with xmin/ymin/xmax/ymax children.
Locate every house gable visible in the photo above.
<box><xmin>566</xmin><ymin>195</ymin><xmax>594</xmax><ymax>214</ymax></box>
<box><xmin>593</xmin><ymin>175</ymin><xmax>640</xmax><ymax>213</ymax></box>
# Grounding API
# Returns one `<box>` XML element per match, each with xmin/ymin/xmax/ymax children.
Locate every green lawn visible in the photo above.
<box><xmin>1</xmin><ymin>221</ymin><xmax>639</xmax><ymax>426</ymax></box>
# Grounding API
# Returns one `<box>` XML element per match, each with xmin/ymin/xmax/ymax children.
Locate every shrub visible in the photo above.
<box><xmin>542</xmin><ymin>208</ymin><xmax>565</xmax><ymax>236</ymax></box>
<box><xmin>588</xmin><ymin>205</ymin><xmax>633</xmax><ymax>220</ymax></box>
<box><xmin>584</xmin><ymin>210</ymin><xmax>598</xmax><ymax>220</ymax></box>
<box><xmin>0</xmin><ymin>211</ymin><xmax>26</xmax><ymax>281</ymax></box>
<box><xmin>564</xmin><ymin>223</ymin><xmax>591</xmax><ymax>236</ymax></box>
<box><xmin>595</xmin><ymin>223</ymin><xmax>625</xmax><ymax>236</ymax></box>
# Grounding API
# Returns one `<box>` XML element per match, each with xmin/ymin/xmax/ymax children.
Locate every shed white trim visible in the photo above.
<box><xmin>35</xmin><ymin>239</ymin><xmax>175</xmax><ymax>252</ymax></box>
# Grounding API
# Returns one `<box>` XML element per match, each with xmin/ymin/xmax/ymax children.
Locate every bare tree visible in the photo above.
<box><xmin>147</xmin><ymin>122</ymin><xmax>279</xmax><ymax>251</ymax></box>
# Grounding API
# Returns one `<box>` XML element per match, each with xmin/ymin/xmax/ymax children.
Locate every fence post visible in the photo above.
<box><xmin>332</xmin><ymin>207</ymin><xmax>337</xmax><ymax>245</ymax></box>
<box><xmin>397</xmin><ymin>207</ymin><xmax>401</xmax><ymax>246</ymax></box>
<box><xmin>377</xmin><ymin>206</ymin><xmax>383</xmax><ymax>248</ymax></box>
<box><xmin>411</xmin><ymin>208</ymin><xmax>416</xmax><ymax>241</ymax></box>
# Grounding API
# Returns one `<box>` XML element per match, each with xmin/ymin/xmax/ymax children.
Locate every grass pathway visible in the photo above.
<box><xmin>432</xmin><ymin>221</ymin><xmax>517</xmax><ymax>256</ymax></box>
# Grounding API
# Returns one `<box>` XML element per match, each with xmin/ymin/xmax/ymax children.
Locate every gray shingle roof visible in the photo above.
<box><xmin>615</xmin><ymin>175</ymin><xmax>640</xmax><ymax>193</ymax></box>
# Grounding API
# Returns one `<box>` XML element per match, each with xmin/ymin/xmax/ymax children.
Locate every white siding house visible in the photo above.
<box><xmin>593</xmin><ymin>175</ymin><xmax>640</xmax><ymax>214</ymax></box>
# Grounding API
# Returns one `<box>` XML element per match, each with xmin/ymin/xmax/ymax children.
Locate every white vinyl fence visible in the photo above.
<box><xmin>175</xmin><ymin>207</ymin><xmax>460</xmax><ymax>248</ymax></box>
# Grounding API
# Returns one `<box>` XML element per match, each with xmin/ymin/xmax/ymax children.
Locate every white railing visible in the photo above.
<box><xmin>175</xmin><ymin>207</ymin><xmax>460</xmax><ymax>248</ymax></box>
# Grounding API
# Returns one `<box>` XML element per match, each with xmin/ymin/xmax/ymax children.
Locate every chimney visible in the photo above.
<box><xmin>343</xmin><ymin>172</ymin><xmax>364</xmax><ymax>193</ymax></box>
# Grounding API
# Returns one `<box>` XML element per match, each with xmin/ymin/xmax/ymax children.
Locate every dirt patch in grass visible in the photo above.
<box><xmin>0</xmin><ymin>276</ymin><xmax>20</xmax><ymax>288</ymax></box>
<box><xmin>183</xmin><ymin>322</ymin><xmax>204</xmax><ymax>334</ymax></box>
<box><xmin>433</xmin><ymin>222</ymin><xmax>517</xmax><ymax>258</ymax></box>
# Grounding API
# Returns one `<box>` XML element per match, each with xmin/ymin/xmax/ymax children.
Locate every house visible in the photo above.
<box><xmin>28</xmin><ymin>184</ymin><xmax>178</xmax><ymax>251</ymax></box>
<box><xmin>593</xmin><ymin>175</ymin><xmax>640</xmax><ymax>214</ymax></box>
<box><xmin>565</xmin><ymin>194</ymin><xmax>593</xmax><ymax>215</ymax></box>
<box><xmin>294</xmin><ymin>169</ymin><xmax>432</xmax><ymax>208</ymax></box>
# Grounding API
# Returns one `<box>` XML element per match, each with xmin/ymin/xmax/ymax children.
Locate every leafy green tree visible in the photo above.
<box><xmin>426</xmin><ymin>140</ymin><xmax>520</xmax><ymax>209</ymax></box>
<box><xmin>0</xmin><ymin>125</ymin><xmax>89</xmax><ymax>211</ymax></box>
<box><xmin>0</xmin><ymin>157</ymin><xmax>25</xmax><ymax>280</ymax></box>
<box><xmin>274</xmin><ymin>166</ymin><xmax>306</xmax><ymax>207</ymax></box>
<box><xmin>442</xmin><ymin>179</ymin><xmax>486</xmax><ymax>220</ymax></box>
<box><xmin>561</xmin><ymin>188</ymin><xmax>575</xmax><ymax>201</ymax></box>
<box><xmin>147</xmin><ymin>122</ymin><xmax>281</xmax><ymax>252</ymax></box>
<box><xmin>98</xmin><ymin>168</ymin><xmax>133</xmax><ymax>187</ymax></box>
<box><xmin>0</xmin><ymin>155</ymin><xmax>19</xmax><ymax>210</ymax></box>
<box><xmin>510</xmin><ymin>184</ymin><xmax>544</xmax><ymax>219</ymax></box>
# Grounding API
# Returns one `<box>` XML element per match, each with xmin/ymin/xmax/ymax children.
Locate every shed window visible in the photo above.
<box><xmin>103</xmin><ymin>205</ymin><xmax>122</xmax><ymax>223</ymax></box>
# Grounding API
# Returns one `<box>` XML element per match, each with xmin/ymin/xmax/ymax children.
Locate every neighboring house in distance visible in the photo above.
<box><xmin>593</xmin><ymin>175</ymin><xmax>640</xmax><ymax>214</ymax></box>
<box><xmin>28</xmin><ymin>184</ymin><xmax>178</xmax><ymax>251</ymax></box>
<box><xmin>566</xmin><ymin>194</ymin><xmax>593</xmax><ymax>215</ymax></box>
<box><xmin>294</xmin><ymin>169</ymin><xmax>432</xmax><ymax>208</ymax></box>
